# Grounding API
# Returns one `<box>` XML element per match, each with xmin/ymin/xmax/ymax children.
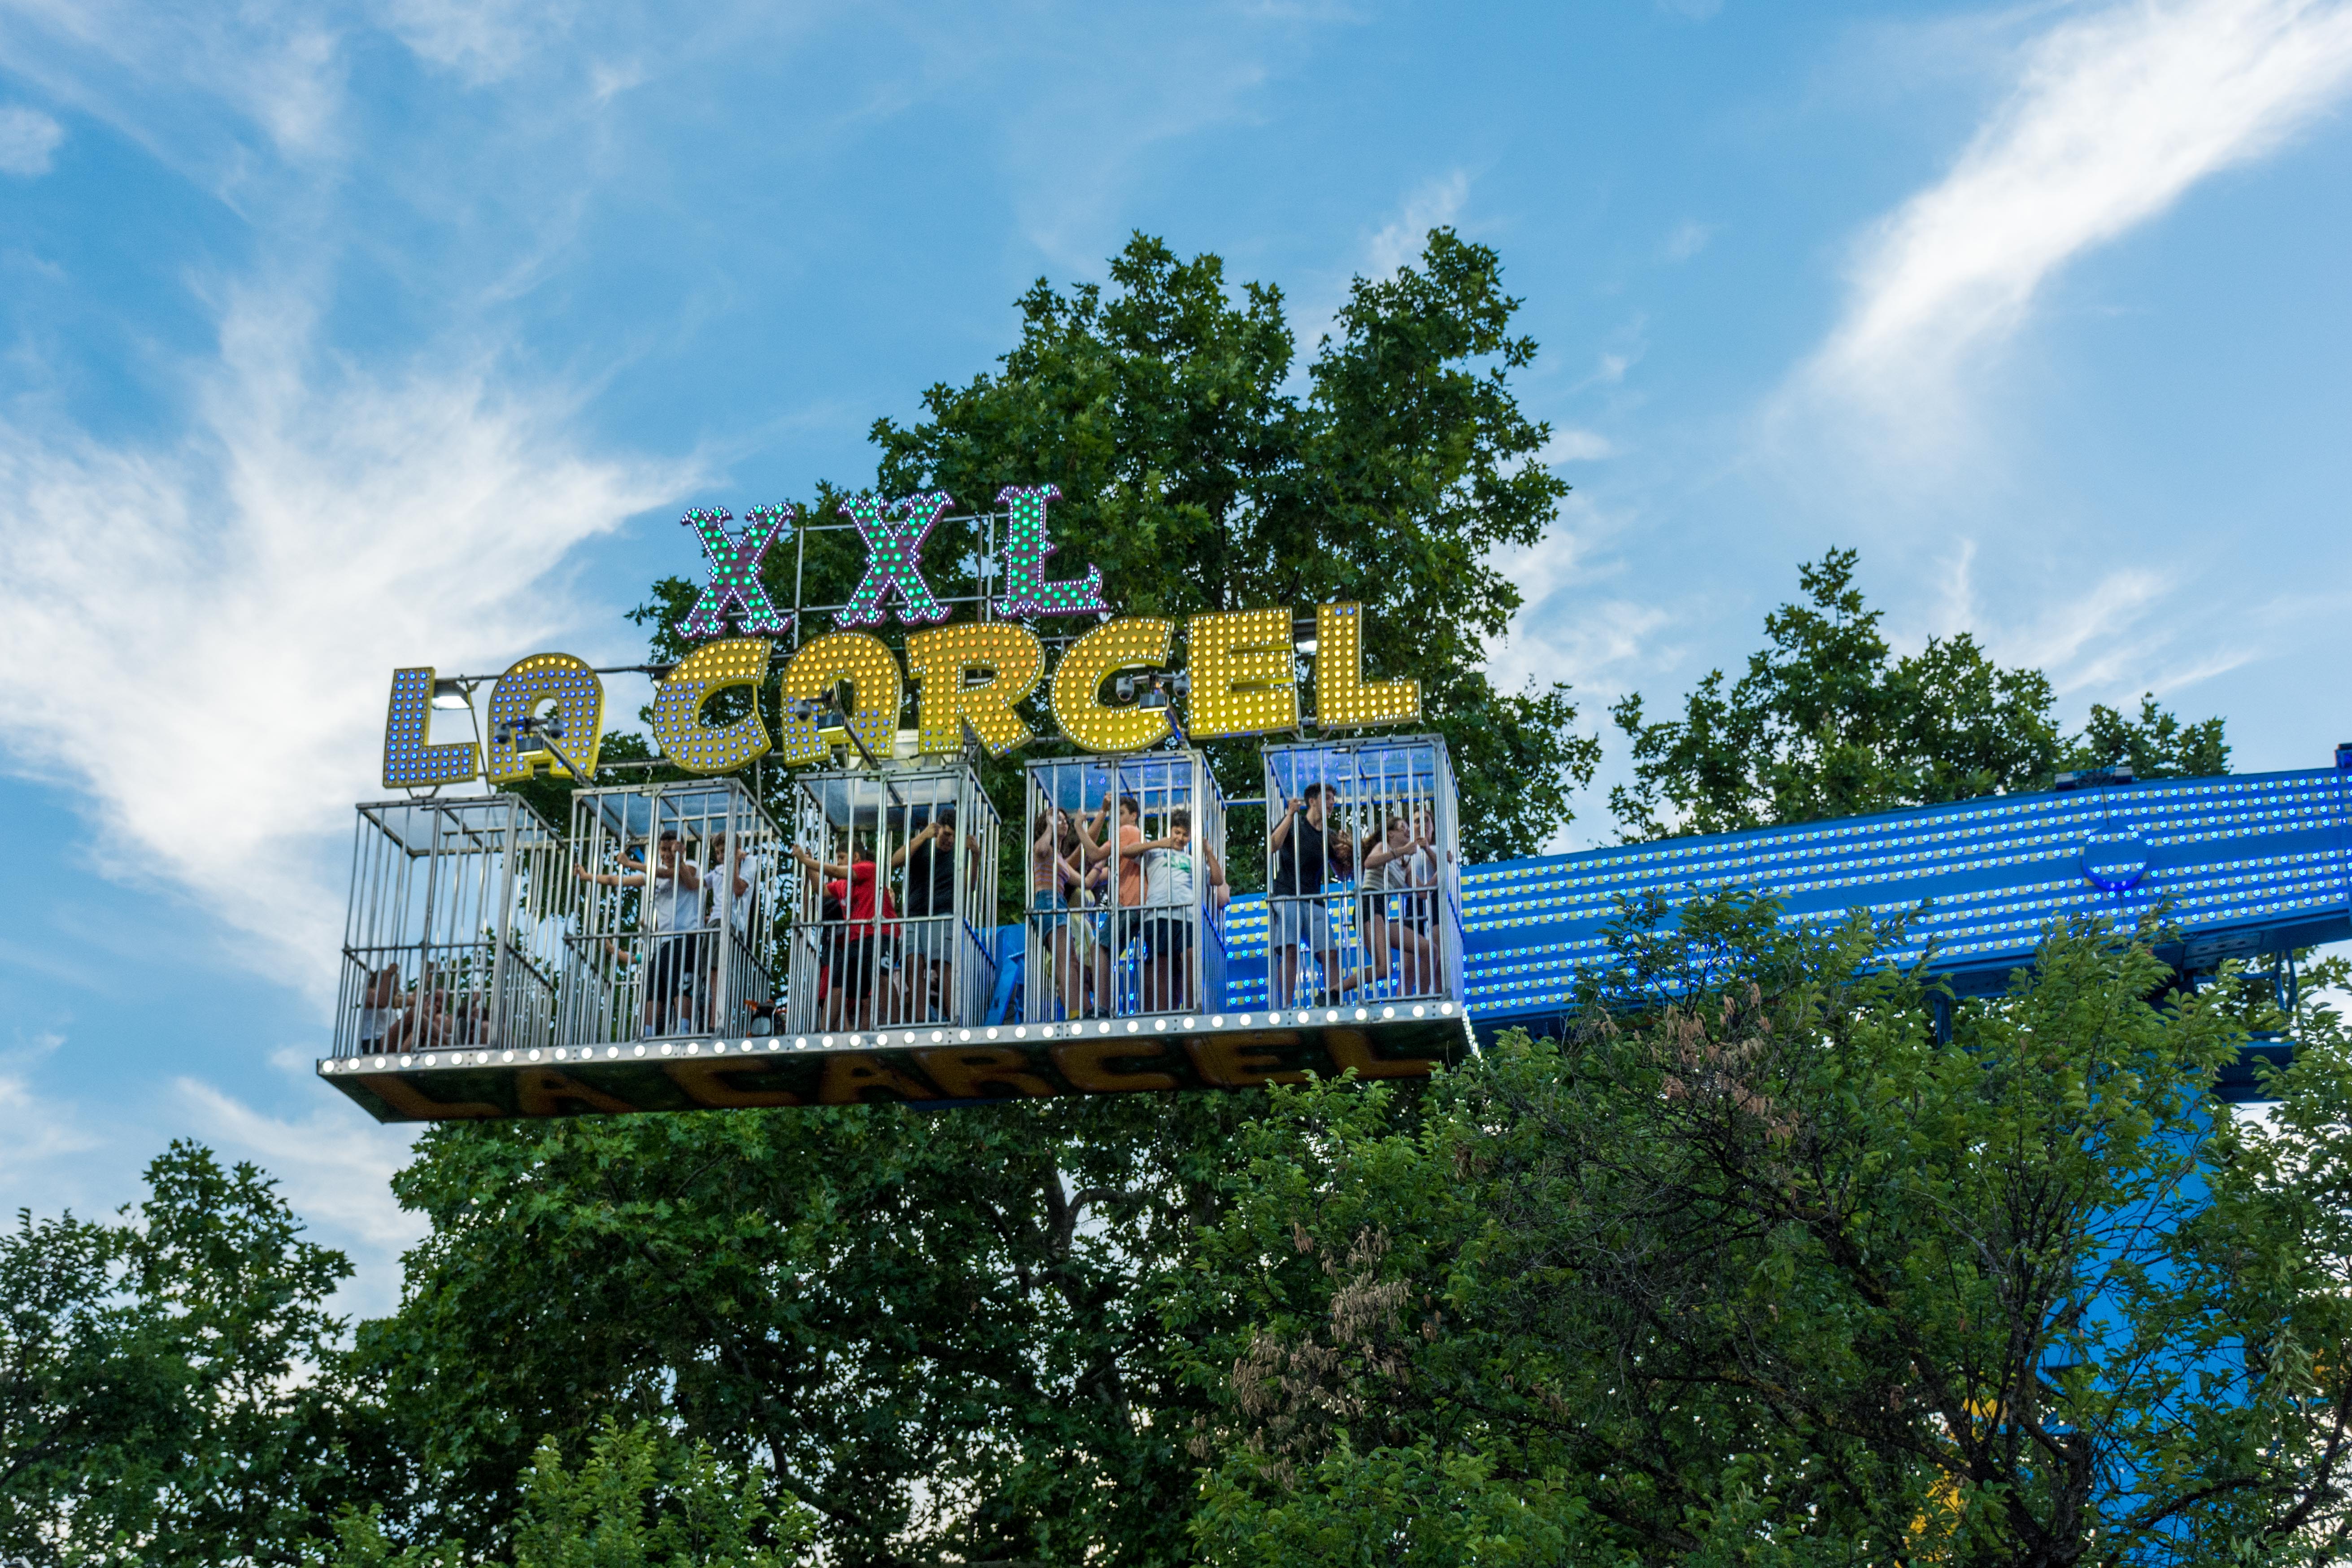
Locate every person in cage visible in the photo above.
<box><xmin>1270</xmin><ymin>782</ymin><xmax>1352</xmax><ymax>1007</ymax></box>
<box><xmin>813</xmin><ymin>876</ymin><xmax>851</xmax><ymax>1029</ymax></box>
<box><xmin>793</xmin><ymin>834</ymin><xmax>893</xmax><ymax>1031</ymax></box>
<box><xmin>892</xmin><ymin>806</ymin><xmax>971</xmax><ymax>1023</ymax></box>
<box><xmin>1361</xmin><ymin>812</ymin><xmax>1442</xmax><ymax>996</ymax></box>
<box><xmin>1029</xmin><ymin>806</ymin><xmax>1088</xmax><ymax>1021</ymax></box>
<box><xmin>355</xmin><ymin>966</ymin><xmax>402</xmax><ymax>1055</ymax></box>
<box><xmin>1138</xmin><ymin>808</ymin><xmax>1227</xmax><ymax>1013</ymax></box>
<box><xmin>576</xmin><ymin>830</ymin><xmax>706</xmax><ymax>1037</ymax></box>
<box><xmin>1076</xmin><ymin>792</ymin><xmax>1149</xmax><ymax>1015</ymax></box>
<box><xmin>703</xmin><ymin>831</ymin><xmax>764</xmax><ymax>1024</ymax></box>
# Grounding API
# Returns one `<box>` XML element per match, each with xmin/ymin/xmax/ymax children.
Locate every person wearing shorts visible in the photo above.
<box><xmin>704</xmin><ymin>831</ymin><xmax>762</xmax><ymax>1023</ymax></box>
<box><xmin>1137</xmin><ymin>808</ymin><xmax>1226</xmax><ymax>1012</ymax></box>
<box><xmin>1077</xmin><ymin>793</ymin><xmax>1147</xmax><ymax>1016</ymax></box>
<box><xmin>892</xmin><ymin>806</ymin><xmax>968</xmax><ymax>1021</ymax></box>
<box><xmin>1360</xmin><ymin>813</ymin><xmax>1442</xmax><ymax>995</ymax></box>
<box><xmin>794</xmin><ymin>838</ymin><xmax>890</xmax><ymax>1030</ymax></box>
<box><xmin>1269</xmin><ymin>784</ymin><xmax>1346</xmax><ymax>1007</ymax></box>
<box><xmin>578</xmin><ymin>832</ymin><xmax>705</xmax><ymax>1036</ymax></box>
<box><xmin>1029</xmin><ymin>807</ymin><xmax>1086</xmax><ymax>1021</ymax></box>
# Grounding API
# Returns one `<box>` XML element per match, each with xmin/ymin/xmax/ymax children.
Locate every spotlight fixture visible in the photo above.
<box><xmin>429</xmin><ymin>679</ymin><xmax>473</xmax><ymax>710</ymax></box>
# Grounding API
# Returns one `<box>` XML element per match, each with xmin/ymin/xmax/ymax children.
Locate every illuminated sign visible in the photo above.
<box><xmin>677</xmin><ymin>506</ymin><xmax>796</xmax><ymax>641</ymax></box>
<box><xmin>992</xmin><ymin>483</ymin><xmax>1107</xmax><ymax>618</ymax></box>
<box><xmin>379</xmin><ymin>490</ymin><xmax>1418</xmax><ymax>786</ymax></box>
<box><xmin>836</xmin><ymin>491</ymin><xmax>954</xmax><ymax>628</ymax></box>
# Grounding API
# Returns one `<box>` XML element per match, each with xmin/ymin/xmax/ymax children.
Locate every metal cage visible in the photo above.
<box><xmin>1262</xmin><ymin>735</ymin><xmax>1462</xmax><ymax>1012</ymax></box>
<box><xmin>783</xmin><ymin>763</ymin><xmax>1002</xmax><ymax>1035</ymax></box>
<box><xmin>335</xmin><ymin>796</ymin><xmax>568</xmax><ymax>1060</ymax></box>
<box><xmin>560</xmin><ymin>778</ymin><xmax>785</xmax><ymax>1046</ymax></box>
<box><xmin>1023</xmin><ymin>750</ymin><xmax>1229</xmax><ymax>1023</ymax></box>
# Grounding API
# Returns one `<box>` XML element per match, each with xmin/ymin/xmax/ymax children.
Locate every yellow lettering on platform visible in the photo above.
<box><xmin>818</xmin><ymin>1054</ymin><xmax>938</xmax><ymax>1104</ymax></box>
<box><xmin>904</xmin><ymin>623</ymin><xmax>1045</xmax><ymax>757</ymax></box>
<box><xmin>1050</xmin><ymin>1037</ymin><xmax>1180</xmax><ymax>1093</ymax></box>
<box><xmin>916</xmin><ymin>1047</ymin><xmax>1057</xmax><ymax>1099</ymax></box>
<box><xmin>664</xmin><ymin>1058</ymin><xmax>802</xmax><ymax>1108</ymax></box>
<box><xmin>1050</xmin><ymin>617</ymin><xmax>1175</xmax><ymax>753</ymax></box>
<box><xmin>1185</xmin><ymin>1033</ymin><xmax>1310</xmax><ymax>1089</ymax></box>
<box><xmin>515</xmin><ymin>1069</ymin><xmax>637</xmax><ymax>1117</ymax></box>
<box><xmin>1323</xmin><ymin>1029</ymin><xmax>1437</xmax><ymax>1080</ymax></box>
<box><xmin>354</xmin><ymin>1075</ymin><xmax>502</xmax><ymax>1121</ymax></box>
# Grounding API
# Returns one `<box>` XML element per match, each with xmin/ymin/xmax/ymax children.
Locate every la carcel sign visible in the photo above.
<box><xmin>381</xmin><ymin>485</ymin><xmax>1420</xmax><ymax>788</ymax></box>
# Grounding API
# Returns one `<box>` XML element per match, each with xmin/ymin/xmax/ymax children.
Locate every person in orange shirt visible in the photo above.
<box><xmin>1077</xmin><ymin>791</ymin><xmax>1146</xmax><ymax>1014</ymax></box>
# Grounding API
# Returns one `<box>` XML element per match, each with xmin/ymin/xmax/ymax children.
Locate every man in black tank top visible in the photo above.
<box><xmin>1270</xmin><ymin>783</ymin><xmax>1348</xmax><ymax>1006</ymax></box>
<box><xmin>893</xmin><ymin>806</ymin><xmax>965</xmax><ymax>1021</ymax></box>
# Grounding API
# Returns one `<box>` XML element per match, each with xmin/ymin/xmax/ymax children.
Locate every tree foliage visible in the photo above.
<box><xmin>1609</xmin><ymin>549</ymin><xmax>2229</xmax><ymax>839</ymax></box>
<box><xmin>328</xmin><ymin>1420</ymin><xmax>813</xmax><ymax>1568</ymax></box>
<box><xmin>0</xmin><ymin>1142</ymin><xmax>370</xmax><ymax>1566</ymax></box>
<box><xmin>1183</xmin><ymin>899</ymin><xmax>2352</xmax><ymax>1565</ymax></box>
<box><xmin>358</xmin><ymin>1093</ymin><xmax>1267</xmax><ymax>1567</ymax></box>
<box><xmin>626</xmin><ymin>231</ymin><xmax>1597</xmax><ymax>862</ymax></box>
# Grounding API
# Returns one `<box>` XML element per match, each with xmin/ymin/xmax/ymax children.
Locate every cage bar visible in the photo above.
<box><xmin>1022</xmin><ymin>750</ymin><xmax>1229</xmax><ymax>1024</ymax></box>
<box><xmin>1261</xmin><ymin>735</ymin><xmax>1461</xmax><ymax>1013</ymax></box>
<box><xmin>782</xmin><ymin>762</ymin><xmax>1002</xmax><ymax>1035</ymax></box>
<box><xmin>559</xmin><ymin>778</ymin><xmax>785</xmax><ymax>1046</ymax></box>
<box><xmin>335</xmin><ymin>796</ymin><xmax>568</xmax><ymax>1060</ymax></box>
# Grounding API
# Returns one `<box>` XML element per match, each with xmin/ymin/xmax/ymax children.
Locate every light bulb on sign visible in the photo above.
<box><xmin>904</xmin><ymin>623</ymin><xmax>1045</xmax><ymax>758</ymax></box>
<box><xmin>652</xmin><ymin>639</ymin><xmax>774</xmax><ymax>774</ymax></box>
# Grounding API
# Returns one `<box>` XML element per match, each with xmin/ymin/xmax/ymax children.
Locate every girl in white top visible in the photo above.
<box><xmin>577</xmin><ymin>834</ymin><xmax>704</xmax><ymax>1033</ymax></box>
<box><xmin>1359</xmin><ymin>815</ymin><xmax>1444</xmax><ymax>997</ymax></box>
<box><xmin>1132</xmin><ymin>809</ymin><xmax>1226</xmax><ymax>1012</ymax></box>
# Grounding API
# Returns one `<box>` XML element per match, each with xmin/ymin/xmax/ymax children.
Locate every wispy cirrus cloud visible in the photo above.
<box><xmin>1365</xmin><ymin>169</ymin><xmax>1470</xmax><ymax>277</ymax></box>
<box><xmin>1801</xmin><ymin>0</ymin><xmax>2352</xmax><ymax>451</ymax></box>
<box><xmin>0</xmin><ymin>295</ymin><xmax>689</xmax><ymax>998</ymax></box>
<box><xmin>0</xmin><ymin>104</ymin><xmax>63</xmax><ymax>174</ymax></box>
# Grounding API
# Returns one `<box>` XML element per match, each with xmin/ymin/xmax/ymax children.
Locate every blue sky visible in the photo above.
<box><xmin>3</xmin><ymin>0</ymin><xmax>2350</xmax><ymax>1311</ymax></box>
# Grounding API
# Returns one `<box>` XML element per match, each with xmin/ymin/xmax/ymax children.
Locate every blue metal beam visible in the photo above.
<box><xmin>1198</xmin><ymin>767</ymin><xmax>2350</xmax><ymax>1022</ymax></box>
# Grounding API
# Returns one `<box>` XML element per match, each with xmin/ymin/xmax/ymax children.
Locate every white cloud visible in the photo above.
<box><xmin>0</xmin><ymin>294</ymin><xmax>690</xmax><ymax>1002</ymax></box>
<box><xmin>1806</xmin><ymin>0</ymin><xmax>2352</xmax><ymax>445</ymax></box>
<box><xmin>0</xmin><ymin>104</ymin><xmax>63</xmax><ymax>175</ymax></box>
<box><xmin>0</xmin><ymin>1033</ymin><xmax>100</xmax><ymax>1185</ymax></box>
<box><xmin>996</xmin><ymin>12</ymin><xmax>1305</xmax><ymax>269</ymax></box>
<box><xmin>1366</xmin><ymin>169</ymin><xmax>1470</xmax><ymax>277</ymax></box>
<box><xmin>1659</xmin><ymin>218</ymin><xmax>1714</xmax><ymax>263</ymax></box>
<box><xmin>1538</xmin><ymin>427</ymin><xmax>1618</xmax><ymax>464</ymax></box>
<box><xmin>0</xmin><ymin>0</ymin><xmax>348</xmax><ymax>167</ymax></box>
<box><xmin>177</xmin><ymin>1076</ymin><xmax>419</xmax><ymax>1250</ymax></box>
<box><xmin>374</xmin><ymin>0</ymin><xmax>592</xmax><ymax>86</ymax></box>
<box><xmin>177</xmin><ymin>1074</ymin><xmax>424</xmax><ymax>1315</ymax></box>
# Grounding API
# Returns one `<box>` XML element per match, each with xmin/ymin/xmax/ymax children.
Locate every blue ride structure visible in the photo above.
<box><xmin>996</xmin><ymin>756</ymin><xmax>2351</xmax><ymax>1098</ymax></box>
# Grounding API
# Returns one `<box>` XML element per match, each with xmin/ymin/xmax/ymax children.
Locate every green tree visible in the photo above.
<box><xmin>1183</xmin><ymin>900</ymin><xmax>2352</xmax><ymax>1564</ymax></box>
<box><xmin>1609</xmin><ymin>548</ymin><xmax>2228</xmax><ymax>839</ymax></box>
<box><xmin>625</xmin><ymin>231</ymin><xmax>1597</xmax><ymax>863</ymax></box>
<box><xmin>387</xmin><ymin>234</ymin><xmax>1602</xmax><ymax>1562</ymax></box>
<box><xmin>329</xmin><ymin>1419</ymin><xmax>813</xmax><ymax>1568</ymax></box>
<box><xmin>362</xmin><ymin>1093</ymin><xmax>1266</xmax><ymax>1567</ymax></box>
<box><xmin>0</xmin><ymin>1142</ymin><xmax>373</xmax><ymax>1566</ymax></box>
<box><xmin>873</xmin><ymin>231</ymin><xmax>1596</xmax><ymax>860</ymax></box>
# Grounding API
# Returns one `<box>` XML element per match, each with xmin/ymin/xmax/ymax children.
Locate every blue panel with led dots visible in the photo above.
<box><xmin>1162</xmin><ymin>766</ymin><xmax>2352</xmax><ymax>1075</ymax></box>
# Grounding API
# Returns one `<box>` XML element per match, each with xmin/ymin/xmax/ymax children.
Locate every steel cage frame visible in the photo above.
<box><xmin>560</xmin><ymin>777</ymin><xmax>786</xmax><ymax>1046</ymax></box>
<box><xmin>782</xmin><ymin>762</ymin><xmax>1002</xmax><ymax>1036</ymax></box>
<box><xmin>335</xmin><ymin>796</ymin><xmax>569</xmax><ymax>1059</ymax></box>
<box><xmin>1261</xmin><ymin>735</ymin><xmax>1463</xmax><ymax>1013</ymax></box>
<box><xmin>1022</xmin><ymin>749</ymin><xmax>1229</xmax><ymax>1024</ymax></box>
